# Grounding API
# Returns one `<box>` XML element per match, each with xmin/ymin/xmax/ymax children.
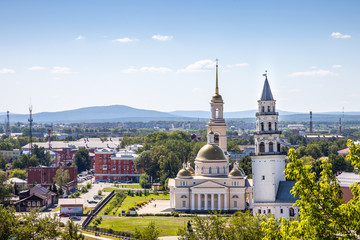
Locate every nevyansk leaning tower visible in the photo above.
<box><xmin>206</xmin><ymin>60</ymin><xmax>227</xmax><ymax>154</ymax></box>
<box><xmin>251</xmin><ymin>72</ymin><xmax>299</xmax><ymax>219</ymax></box>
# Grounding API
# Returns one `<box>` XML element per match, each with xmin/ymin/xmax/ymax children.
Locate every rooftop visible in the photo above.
<box><xmin>336</xmin><ymin>172</ymin><xmax>360</xmax><ymax>187</ymax></box>
<box><xmin>275</xmin><ymin>181</ymin><xmax>299</xmax><ymax>203</ymax></box>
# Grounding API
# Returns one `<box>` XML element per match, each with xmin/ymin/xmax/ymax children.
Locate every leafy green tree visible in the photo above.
<box><xmin>53</xmin><ymin>167</ymin><xmax>70</xmax><ymax>196</ymax></box>
<box><xmin>9</xmin><ymin>168</ymin><xmax>27</xmax><ymax>180</ymax></box>
<box><xmin>0</xmin><ymin>170</ymin><xmax>12</xmax><ymax>203</ymax></box>
<box><xmin>134</xmin><ymin>221</ymin><xmax>160</xmax><ymax>240</ymax></box>
<box><xmin>33</xmin><ymin>144</ymin><xmax>50</xmax><ymax>166</ymax></box>
<box><xmin>178</xmin><ymin>212</ymin><xmax>264</xmax><ymax>240</ymax></box>
<box><xmin>227</xmin><ymin>140</ymin><xmax>241</xmax><ymax>152</ymax></box>
<box><xmin>0</xmin><ymin>156</ymin><xmax>6</xmax><ymax>170</ymax></box>
<box><xmin>74</xmin><ymin>147</ymin><xmax>90</xmax><ymax>173</ymax></box>
<box><xmin>139</xmin><ymin>173</ymin><xmax>150</xmax><ymax>188</ymax></box>
<box><xmin>0</xmin><ymin>206</ymin><xmax>17</xmax><ymax>240</ymax></box>
<box><xmin>262</xmin><ymin>146</ymin><xmax>360</xmax><ymax>239</ymax></box>
<box><xmin>239</xmin><ymin>156</ymin><xmax>252</xmax><ymax>177</ymax></box>
<box><xmin>61</xmin><ymin>220</ymin><xmax>84</xmax><ymax>240</ymax></box>
<box><xmin>134</xmin><ymin>150</ymin><xmax>159</xmax><ymax>181</ymax></box>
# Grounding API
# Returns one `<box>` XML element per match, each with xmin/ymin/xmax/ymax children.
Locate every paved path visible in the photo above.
<box><xmin>82</xmin><ymin>232</ymin><xmax>113</xmax><ymax>240</ymax></box>
<box><xmin>158</xmin><ymin>236</ymin><xmax>180</xmax><ymax>240</ymax></box>
<box><xmin>136</xmin><ymin>199</ymin><xmax>172</xmax><ymax>215</ymax></box>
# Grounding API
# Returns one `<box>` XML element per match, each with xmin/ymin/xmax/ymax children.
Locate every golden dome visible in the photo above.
<box><xmin>228</xmin><ymin>168</ymin><xmax>245</xmax><ymax>178</ymax></box>
<box><xmin>196</xmin><ymin>144</ymin><xmax>227</xmax><ymax>161</ymax></box>
<box><xmin>177</xmin><ymin>168</ymin><xmax>192</xmax><ymax>177</ymax></box>
<box><xmin>186</xmin><ymin>165</ymin><xmax>195</xmax><ymax>175</ymax></box>
<box><xmin>211</xmin><ymin>94</ymin><xmax>223</xmax><ymax>101</ymax></box>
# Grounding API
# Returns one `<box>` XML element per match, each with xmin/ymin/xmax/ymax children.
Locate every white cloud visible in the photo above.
<box><xmin>0</xmin><ymin>68</ymin><xmax>15</xmax><ymax>74</ymax></box>
<box><xmin>51</xmin><ymin>66</ymin><xmax>73</xmax><ymax>74</ymax></box>
<box><xmin>122</xmin><ymin>66</ymin><xmax>172</xmax><ymax>73</ymax></box>
<box><xmin>331</xmin><ymin>32</ymin><xmax>351</xmax><ymax>39</ymax></box>
<box><xmin>178</xmin><ymin>59</ymin><xmax>216</xmax><ymax>73</ymax></box>
<box><xmin>76</xmin><ymin>35</ymin><xmax>85</xmax><ymax>40</ymax></box>
<box><xmin>288</xmin><ymin>69</ymin><xmax>337</xmax><ymax>77</ymax></box>
<box><xmin>235</xmin><ymin>63</ymin><xmax>249</xmax><ymax>67</ymax></box>
<box><xmin>152</xmin><ymin>35</ymin><xmax>173</xmax><ymax>41</ymax></box>
<box><xmin>28</xmin><ymin>66</ymin><xmax>45</xmax><ymax>71</ymax></box>
<box><xmin>113</xmin><ymin>37</ymin><xmax>138</xmax><ymax>43</ymax></box>
<box><xmin>332</xmin><ymin>64</ymin><xmax>342</xmax><ymax>69</ymax></box>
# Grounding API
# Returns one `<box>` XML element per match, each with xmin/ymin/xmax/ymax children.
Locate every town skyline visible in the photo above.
<box><xmin>0</xmin><ymin>0</ymin><xmax>359</xmax><ymax>114</ymax></box>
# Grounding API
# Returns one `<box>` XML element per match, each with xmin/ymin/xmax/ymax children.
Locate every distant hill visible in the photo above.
<box><xmin>1</xmin><ymin>105</ymin><xmax>360</xmax><ymax>123</ymax></box>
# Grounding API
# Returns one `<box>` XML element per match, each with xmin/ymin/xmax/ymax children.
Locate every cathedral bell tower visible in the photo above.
<box><xmin>251</xmin><ymin>72</ymin><xmax>285</xmax><ymax>202</ymax></box>
<box><xmin>206</xmin><ymin>60</ymin><xmax>227</xmax><ymax>153</ymax></box>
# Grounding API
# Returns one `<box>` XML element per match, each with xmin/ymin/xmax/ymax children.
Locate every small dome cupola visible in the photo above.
<box><xmin>185</xmin><ymin>161</ymin><xmax>194</xmax><ymax>175</ymax></box>
<box><xmin>228</xmin><ymin>161</ymin><xmax>246</xmax><ymax>178</ymax></box>
<box><xmin>177</xmin><ymin>162</ymin><xmax>192</xmax><ymax>178</ymax></box>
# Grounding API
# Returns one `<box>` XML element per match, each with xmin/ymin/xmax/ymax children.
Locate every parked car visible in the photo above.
<box><xmin>93</xmin><ymin>195</ymin><xmax>103</xmax><ymax>200</ymax></box>
<box><xmin>87</xmin><ymin>200</ymin><xmax>98</xmax><ymax>204</ymax></box>
<box><xmin>59</xmin><ymin>213</ymin><xmax>70</xmax><ymax>217</ymax></box>
<box><xmin>70</xmin><ymin>216</ymin><xmax>81</xmax><ymax>221</ymax></box>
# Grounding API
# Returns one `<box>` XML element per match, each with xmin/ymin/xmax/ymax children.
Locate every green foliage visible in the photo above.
<box><xmin>9</xmin><ymin>168</ymin><xmax>27</xmax><ymax>180</ymax></box>
<box><xmin>0</xmin><ymin>170</ymin><xmax>12</xmax><ymax>203</ymax></box>
<box><xmin>61</xmin><ymin>220</ymin><xmax>85</xmax><ymax>240</ymax></box>
<box><xmin>104</xmin><ymin>192</ymin><xmax>126</xmax><ymax>215</ymax></box>
<box><xmin>74</xmin><ymin>147</ymin><xmax>90</xmax><ymax>173</ymax></box>
<box><xmin>93</xmin><ymin>217</ymin><xmax>102</xmax><ymax>227</ymax></box>
<box><xmin>139</xmin><ymin>173</ymin><xmax>150</xmax><ymax>188</ymax></box>
<box><xmin>32</xmin><ymin>144</ymin><xmax>51</xmax><ymax>166</ymax></box>
<box><xmin>53</xmin><ymin>167</ymin><xmax>70</xmax><ymax>196</ymax></box>
<box><xmin>262</xmin><ymin>146</ymin><xmax>360</xmax><ymax>239</ymax></box>
<box><xmin>227</xmin><ymin>140</ymin><xmax>241</xmax><ymax>152</ymax></box>
<box><xmin>134</xmin><ymin>221</ymin><xmax>160</xmax><ymax>240</ymax></box>
<box><xmin>0</xmin><ymin>207</ymin><xmax>61</xmax><ymax>240</ymax></box>
<box><xmin>177</xmin><ymin>211</ymin><xmax>264</xmax><ymax>240</ymax></box>
<box><xmin>239</xmin><ymin>156</ymin><xmax>252</xmax><ymax>177</ymax></box>
<box><xmin>98</xmin><ymin>189</ymin><xmax>102</xmax><ymax>196</ymax></box>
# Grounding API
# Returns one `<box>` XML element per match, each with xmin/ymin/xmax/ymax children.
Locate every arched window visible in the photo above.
<box><xmin>209</xmin><ymin>167</ymin><xmax>212</xmax><ymax>174</ymax></box>
<box><xmin>214</xmin><ymin>133</ymin><xmax>220</xmax><ymax>145</ymax></box>
<box><xmin>37</xmin><ymin>201</ymin><xmax>40</xmax><ymax>206</ymax></box>
<box><xmin>262</xmin><ymin>106</ymin><xmax>265</xmax><ymax>112</ymax></box>
<box><xmin>261</xmin><ymin>122</ymin><xmax>264</xmax><ymax>131</ymax></box>
<box><xmin>268</xmin><ymin>122</ymin><xmax>272</xmax><ymax>131</ymax></box>
<box><xmin>273</xmin><ymin>106</ymin><xmax>275</xmax><ymax>112</ymax></box>
<box><xmin>217</xmin><ymin>167</ymin><xmax>220</xmax><ymax>174</ymax></box>
<box><xmin>269</xmin><ymin>142</ymin><xmax>273</xmax><ymax>152</ymax></box>
<box><xmin>216</xmin><ymin>108</ymin><xmax>219</xmax><ymax>118</ymax></box>
<box><xmin>259</xmin><ymin>142</ymin><xmax>265</xmax><ymax>153</ymax></box>
<box><xmin>181</xmin><ymin>195</ymin><xmax>188</xmax><ymax>198</ymax></box>
<box><xmin>201</xmin><ymin>167</ymin><xmax>204</xmax><ymax>174</ymax></box>
<box><xmin>232</xmin><ymin>195</ymin><xmax>239</xmax><ymax>198</ymax></box>
<box><xmin>223</xmin><ymin>166</ymin><xmax>226</xmax><ymax>173</ymax></box>
<box><xmin>267</xmin><ymin>106</ymin><xmax>271</xmax><ymax>112</ymax></box>
<box><xmin>289</xmin><ymin>208</ymin><xmax>295</xmax><ymax>217</ymax></box>
<box><xmin>277</xmin><ymin>143</ymin><xmax>281</xmax><ymax>152</ymax></box>
<box><xmin>275</xmin><ymin>122</ymin><xmax>277</xmax><ymax>130</ymax></box>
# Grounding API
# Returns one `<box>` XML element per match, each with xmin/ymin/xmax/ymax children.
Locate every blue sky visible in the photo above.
<box><xmin>0</xmin><ymin>0</ymin><xmax>359</xmax><ymax>114</ymax></box>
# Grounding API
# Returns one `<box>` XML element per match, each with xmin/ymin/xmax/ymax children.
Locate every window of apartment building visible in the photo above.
<box><xmin>280</xmin><ymin>209</ymin><xmax>283</xmax><ymax>214</ymax></box>
<box><xmin>182</xmin><ymin>201</ymin><xmax>186</xmax><ymax>208</ymax></box>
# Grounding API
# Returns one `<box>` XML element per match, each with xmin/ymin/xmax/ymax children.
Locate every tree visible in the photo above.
<box><xmin>262</xmin><ymin>145</ymin><xmax>360</xmax><ymax>239</ymax></box>
<box><xmin>0</xmin><ymin>170</ymin><xmax>12</xmax><ymax>203</ymax></box>
<box><xmin>134</xmin><ymin>150</ymin><xmax>159</xmax><ymax>181</ymax></box>
<box><xmin>9</xmin><ymin>168</ymin><xmax>27</xmax><ymax>180</ymax></box>
<box><xmin>239</xmin><ymin>156</ymin><xmax>252</xmax><ymax>177</ymax></box>
<box><xmin>227</xmin><ymin>140</ymin><xmax>241</xmax><ymax>152</ymax></box>
<box><xmin>74</xmin><ymin>147</ymin><xmax>90</xmax><ymax>173</ymax></box>
<box><xmin>61</xmin><ymin>220</ymin><xmax>84</xmax><ymax>240</ymax></box>
<box><xmin>53</xmin><ymin>167</ymin><xmax>70</xmax><ymax>196</ymax></box>
<box><xmin>0</xmin><ymin>156</ymin><xmax>6</xmax><ymax>170</ymax></box>
<box><xmin>139</xmin><ymin>173</ymin><xmax>150</xmax><ymax>189</ymax></box>
<box><xmin>177</xmin><ymin>211</ymin><xmax>264</xmax><ymax>240</ymax></box>
<box><xmin>32</xmin><ymin>144</ymin><xmax>50</xmax><ymax>166</ymax></box>
<box><xmin>134</xmin><ymin>221</ymin><xmax>160</xmax><ymax>240</ymax></box>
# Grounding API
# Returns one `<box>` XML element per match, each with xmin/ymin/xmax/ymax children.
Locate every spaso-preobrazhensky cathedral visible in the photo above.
<box><xmin>168</xmin><ymin>62</ymin><xmax>299</xmax><ymax>219</ymax></box>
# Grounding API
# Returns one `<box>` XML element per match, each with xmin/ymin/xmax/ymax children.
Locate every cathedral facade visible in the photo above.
<box><xmin>168</xmin><ymin>62</ymin><xmax>252</xmax><ymax>212</ymax></box>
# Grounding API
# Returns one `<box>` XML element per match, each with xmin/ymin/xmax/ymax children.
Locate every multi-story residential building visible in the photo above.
<box><xmin>94</xmin><ymin>148</ymin><xmax>143</xmax><ymax>182</ymax></box>
<box><xmin>0</xmin><ymin>149</ymin><xmax>21</xmax><ymax>160</ymax></box>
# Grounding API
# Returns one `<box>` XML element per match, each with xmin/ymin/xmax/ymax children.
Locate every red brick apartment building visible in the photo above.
<box><xmin>94</xmin><ymin>148</ymin><xmax>143</xmax><ymax>182</ymax></box>
<box><xmin>27</xmin><ymin>166</ymin><xmax>78</xmax><ymax>193</ymax></box>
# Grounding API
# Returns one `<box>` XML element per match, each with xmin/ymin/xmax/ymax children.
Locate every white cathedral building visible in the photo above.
<box><xmin>168</xmin><ymin>65</ymin><xmax>298</xmax><ymax>219</ymax></box>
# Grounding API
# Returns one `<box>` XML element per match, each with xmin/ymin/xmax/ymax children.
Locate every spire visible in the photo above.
<box><xmin>215</xmin><ymin>59</ymin><xmax>219</xmax><ymax>95</ymax></box>
<box><xmin>260</xmin><ymin>70</ymin><xmax>274</xmax><ymax>100</ymax></box>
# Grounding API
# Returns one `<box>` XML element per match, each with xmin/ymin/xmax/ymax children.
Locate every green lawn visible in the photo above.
<box><xmin>90</xmin><ymin>216</ymin><xmax>192</xmax><ymax>237</ymax></box>
<box><xmin>97</xmin><ymin>193</ymin><xmax>169</xmax><ymax>216</ymax></box>
<box><xmin>113</xmin><ymin>184</ymin><xmax>143</xmax><ymax>189</ymax></box>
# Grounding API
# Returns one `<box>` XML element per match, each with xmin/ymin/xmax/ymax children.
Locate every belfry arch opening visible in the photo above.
<box><xmin>214</xmin><ymin>133</ymin><xmax>220</xmax><ymax>145</ymax></box>
<box><xmin>259</xmin><ymin>142</ymin><xmax>265</xmax><ymax>153</ymax></box>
